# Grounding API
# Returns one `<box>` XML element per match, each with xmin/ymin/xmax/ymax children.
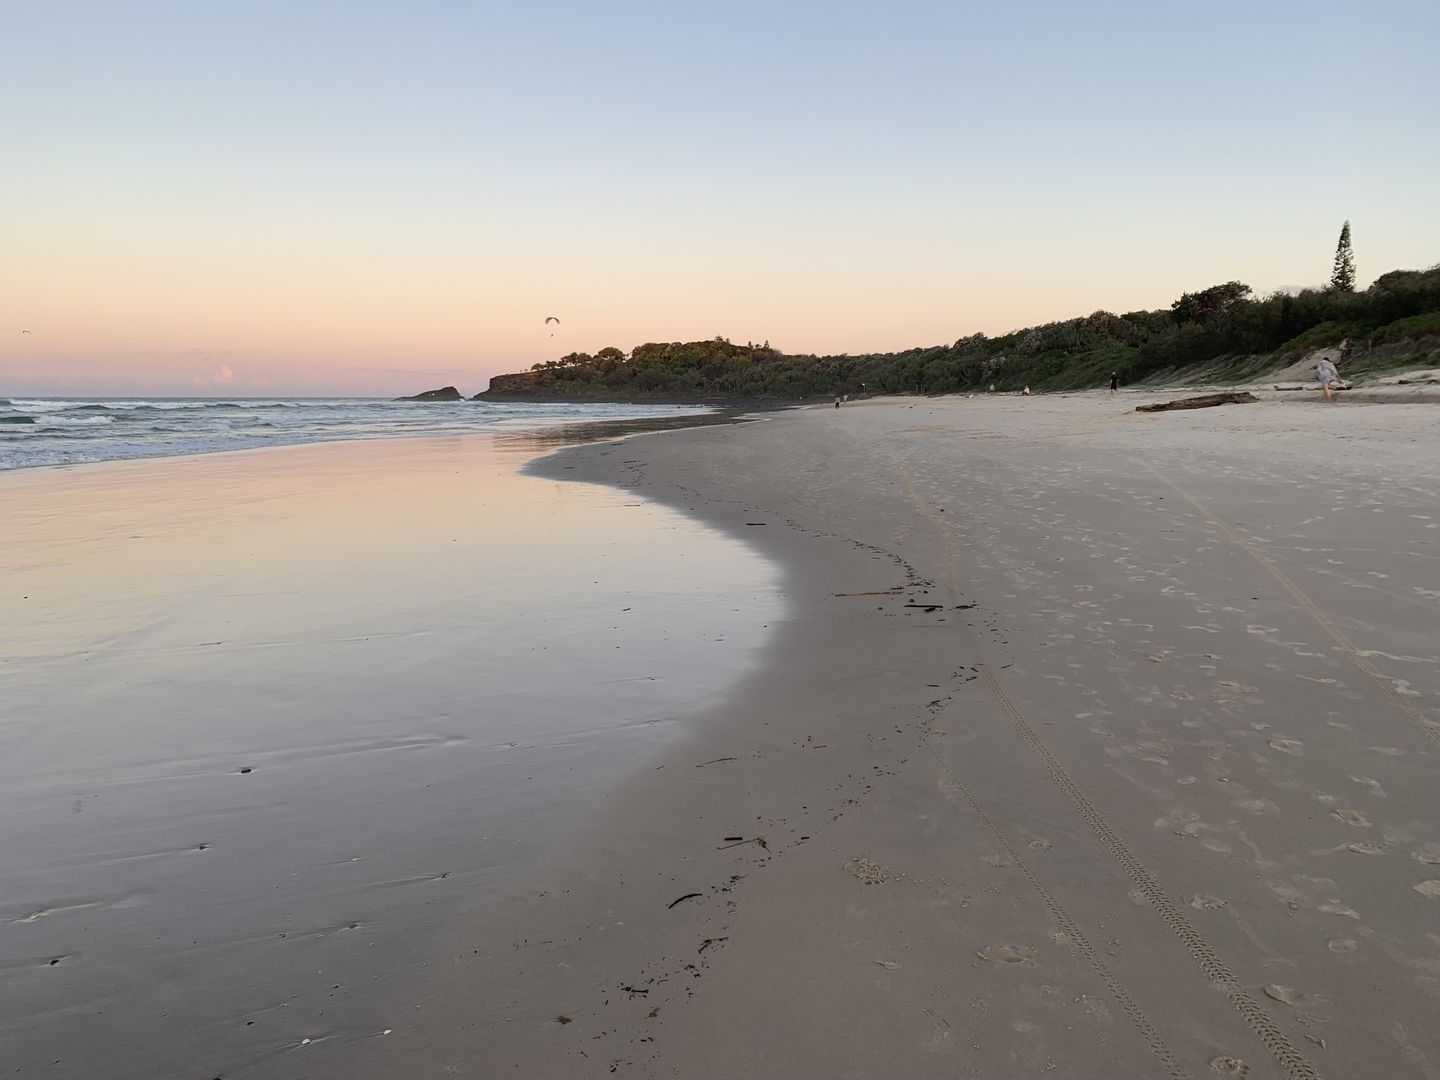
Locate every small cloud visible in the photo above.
<box><xmin>213</xmin><ymin>363</ymin><xmax>235</xmax><ymax>385</ymax></box>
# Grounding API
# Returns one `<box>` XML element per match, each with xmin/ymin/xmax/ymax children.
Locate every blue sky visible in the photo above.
<box><xmin>4</xmin><ymin>0</ymin><xmax>1438</xmax><ymax>394</ymax></box>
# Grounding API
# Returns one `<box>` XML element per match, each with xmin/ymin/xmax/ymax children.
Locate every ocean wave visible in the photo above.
<box><xmin>37</xmin><ymin>414</ymin><xmax>115</xmax><ymax>427</ymax></box>
<box><xmin>6</xmin><ymin>398</ymin><xmax>323</xmax><ymax>413</ymax></box>
<box><xmin>0</xmin><ymin>399</ymin><xmax>713</xmax><ymax>470</ymax></box>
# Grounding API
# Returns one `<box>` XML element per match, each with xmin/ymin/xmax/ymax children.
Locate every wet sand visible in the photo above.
<box><xmin>0</xmin><ymin>434</ymin><xmax>779</xmax><ymax>1078</ymax></box>
<box><xmin>356</xmin><ymin>393</ymin><xmax>1440</xmax><ymax>1079</ymax></box>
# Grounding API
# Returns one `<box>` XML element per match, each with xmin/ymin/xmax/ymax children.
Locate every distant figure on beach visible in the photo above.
<box><xmin>988</xmin><ymin>383</ymin><xmax>995</xmax><ymax>393</ymax></box>
<box><xmin>834</xmin><ymin>396</ymin><xmax>841</xmax><ymax>409</ymax></box>
<box><xmin>1315</xmin><ymin>356</ymin><xmax>1341</xmax><ymax>402</ymax></box>
<box><xmin>1109</xmin><ymin>371</ymin><xmax>1119</xmax><ymax>394</ymax></box>
<box><xmin>1021</xmin><ymin>385</ymin><xmax>1031</xmax><ymax>396</ymax></box>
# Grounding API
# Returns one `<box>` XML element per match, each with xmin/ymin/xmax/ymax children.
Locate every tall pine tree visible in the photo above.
<box><xmin>1330</xmin><ymin>220</ymin><xmax>1356</xmax><ymax>292</ymax></box>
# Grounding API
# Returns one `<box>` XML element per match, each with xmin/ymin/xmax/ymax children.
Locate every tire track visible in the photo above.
<box><xmin>980</xmin><ymin>669</ymin><xmax>1319</xmax><ymax>1080</ymax></box>
<box><xmin>919</xmin><ymin>731</ymin><xmax>1193</xmax><ymax>1079</ymax></box>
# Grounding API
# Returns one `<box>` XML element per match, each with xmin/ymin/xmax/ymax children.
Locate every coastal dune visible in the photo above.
<box><xmin>362</xmin><ymin>393</ymin><xmax>1440</xmax><ymax>1079</ymax></box>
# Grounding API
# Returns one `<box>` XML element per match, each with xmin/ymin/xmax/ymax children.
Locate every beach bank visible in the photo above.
<box><xmin>363</xmin><ymin>392</ymin><xmax>1440</xmax><ymax>1079</ymax></box>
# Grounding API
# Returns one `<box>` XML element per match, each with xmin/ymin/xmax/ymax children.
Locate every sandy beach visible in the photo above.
<box><xmin>10</xmin><ymin>5</ymin><xmax>1436</xmax><ymax>1076</ymax></box>
<box><xmin>354</xmin><ymin>392</ymin><xmax>1440</xmax><ymax>1080</ymax></box>
<box><xmin>6</xmin><ymin>393</ymin><xmax>1440</xmax><ymax>1079</ymax></box>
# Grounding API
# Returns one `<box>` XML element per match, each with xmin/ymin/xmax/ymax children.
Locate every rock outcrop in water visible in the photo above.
<box><xmin>397</xmin><ymin>386</ymin><xmax>463</xmax><ymax>402</ymax></box>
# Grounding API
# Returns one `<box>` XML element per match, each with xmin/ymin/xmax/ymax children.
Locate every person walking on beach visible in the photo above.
<box><xmin>1109</xmin><ymin>371</ymin><xmax>1119</xmax><ymax>394</ymax></box>
<box><xmin>1315</xmin><ymin>355</ymin><xmax>1341</xmax><ymax>402</ymax></box>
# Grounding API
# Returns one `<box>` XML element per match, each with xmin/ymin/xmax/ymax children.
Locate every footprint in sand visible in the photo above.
<box><xmin>1348</xmin><ymin>842</ymin><xmax>1386</xmax><ymax>855</ymax></box>
<box><xmin>1236</xmin><ymin>797</ymin><xmax>1278</xmax><ymax>815</ymax></box>
<box><xmin>1333</xmin><ymin>808</ymin><xmax>1371</xmax><ymax>827</ymax></box>
<box><xmin>1369</xmin><ymin>746</ymin><xmax>1407</xmax><ymax>757</ymax></box>
<box><xmin>1414</xmin><ymin>881</ymin><xmax>1440</xmax><ymax>899</ymax></box>
<box><xmin>1264</xmin><ymin>984</ymin><xmax>1332</xmax><ymax>1021</ymax></box>
<box><xmin>1328</xmin><ymin>939</ymin><xmax>1358</xmax><ymax>954</ymax></box>
<box><xmin>1348</xmin><ymin>775</ymin><xmax>1387</xmax><ymax>798</ymax></box>
<box><xmin>1264</xmin><ymin>984</ymin><xmax>1303</xmax><ymax>1005</ymax></box>
<box><xmin>1209</xmin><ymin>1057</ymin><xmax>1248</xmax><ymax>1075</ymax></box>
<box><xmin>1268</xmin><ymin>738</ymin><xmax>1304</xmax><ymax>756</ymax></box>
<box><xmin>1412</xmin><ymin>845</ymin><xmax>1440</xmax><ymax>866</ymax></box>
<box><xmin>977</xmin><ymin>944</ymin><xmax>1036</xmax><ymax>964</ymax></box>
<box><xmin>1189</xmin><ymin>894</ymin><xmax>1228</xmax><ymax>910</ymax></box>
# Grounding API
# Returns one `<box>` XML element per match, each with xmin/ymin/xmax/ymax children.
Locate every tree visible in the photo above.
<box><xmin>1331</xmin><ymin>220</ymin><xmax>1356</xmax><ymax>292</ymax></box>
<box><xmin>1170</xmin><ymin>281</ymin><xmax>1252</xmax><ymax>327</ymax></box>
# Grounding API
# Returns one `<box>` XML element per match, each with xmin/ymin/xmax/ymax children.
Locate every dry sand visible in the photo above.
<box><xmin>358</xmin><ymin>392</ymin><xmax>1440</xmax><ymax>1079</ymax></box>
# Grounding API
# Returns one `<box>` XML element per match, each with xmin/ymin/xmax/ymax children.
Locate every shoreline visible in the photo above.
<box><xmin>8</xmin><ymin>384</ymin><xmax>1436</xmax><ymax>478</ymax></box>
<box><xmin>360</xmin><ymin>392</ymin><xmax>1440</xmax><ymax>1078</ymax></box>
<box><xmin>354</xmin><ymin>405</ymin><xmax>972</xmax><ymax>1079</ymax></box>
<box><xmin>0</xmin><ymin>398</ymin><xmax>733</xmax><ymax>476</ymax></box>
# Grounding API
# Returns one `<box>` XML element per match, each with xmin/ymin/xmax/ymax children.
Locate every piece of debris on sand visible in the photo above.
<box><xmin>1135</xmin><ymin>392</ymin><xmax>1258</xmax><ymax>413</ymax></box>
<box><xmin>845</xmin><ymin>855</ymin><xmax>892</xmax><ymax>885</ymax></box>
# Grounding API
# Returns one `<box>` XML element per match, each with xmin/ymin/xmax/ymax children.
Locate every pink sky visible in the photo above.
<box><xmin>4</xmin><ymin>3</ymin><xmax>1436</xmax><ymax>398</ymax></box>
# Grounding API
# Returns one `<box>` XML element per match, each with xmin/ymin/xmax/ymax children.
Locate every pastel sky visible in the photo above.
<box><xmin>4</xmin><ymin>1</ymin><xmax>1438</xmax><ymax>397</ymax></box>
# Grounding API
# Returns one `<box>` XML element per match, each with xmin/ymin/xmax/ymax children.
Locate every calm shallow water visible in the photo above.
<box><xmin>0</xmin><ymin>433</ymin><xmax>780</xmax><ymax>1079</ymax></box>
<box><xmin>0</xmin><ymin>396</ymin><xmax>713</xmax><ymax>470</ymax></box>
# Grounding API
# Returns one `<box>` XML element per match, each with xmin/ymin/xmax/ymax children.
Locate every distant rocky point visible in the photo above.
<box><xmin>396</xmin><ymin>386</ymin><xmax>463</xmax><ymax>402</ymax></box>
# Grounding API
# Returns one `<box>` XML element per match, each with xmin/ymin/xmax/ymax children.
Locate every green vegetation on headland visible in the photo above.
<box><xmin>476</xmin><ymin>263</ymin><xmax>1440</xmax><ymax>402</ymax></box>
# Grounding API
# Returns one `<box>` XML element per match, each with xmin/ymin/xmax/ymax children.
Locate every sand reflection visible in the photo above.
<box><xmin>0</xmin><ymin>433</ymin><xmax>780</xmax><ymax>1079</ymax></box>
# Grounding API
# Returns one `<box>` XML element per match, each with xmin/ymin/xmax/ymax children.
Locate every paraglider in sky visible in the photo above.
<box><xmin>545</xmin><ymin>315</ymin><xmax>560</xmax><ymax>337</ymax></box>
<box><xmin>20</xmin><ymin>329</ymin><xmax>31</xmax><ymax>335</ymax></box>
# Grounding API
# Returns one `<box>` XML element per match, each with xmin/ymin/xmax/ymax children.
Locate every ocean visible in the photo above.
<box><xmin>0</xmin><ymin>396</ymin><xmax>713</xmax><ymax>470</ymax></box>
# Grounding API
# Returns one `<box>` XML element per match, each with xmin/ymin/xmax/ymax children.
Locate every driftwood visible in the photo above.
<box><xmin>1136</xmin><ymin>392</ymin><xmax>1258</xmax><ymax>413</ymax></box>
